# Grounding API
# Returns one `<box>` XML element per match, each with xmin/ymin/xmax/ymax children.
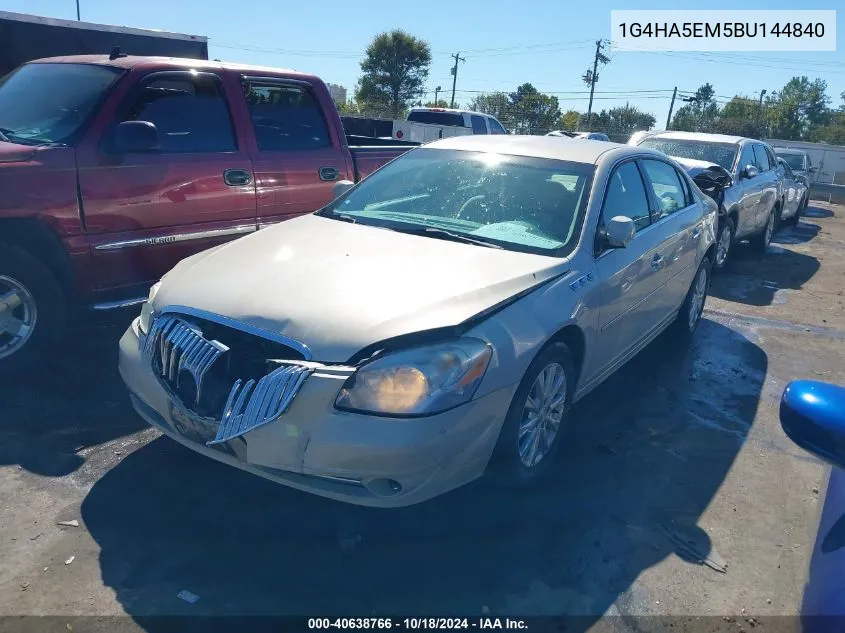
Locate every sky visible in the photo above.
<box><xmin>3</xmin><ymin>0</ymin><xmax>843</xmax><ymax>127</ymax></box>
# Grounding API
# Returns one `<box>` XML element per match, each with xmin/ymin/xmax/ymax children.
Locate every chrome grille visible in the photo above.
<box><xmin>143</xmin><ymin>315</ymin><xmax>229</xmax><ymax>405</ymax></box>
<box><xmin>142</xmin><ymin>312</ymin><xmax>312</xmax><ymax>446</ymax></box>
<box><xmin>209</xmin><ymin>363</ymin><xmax>313</xmax><ymax>445</ymax></box>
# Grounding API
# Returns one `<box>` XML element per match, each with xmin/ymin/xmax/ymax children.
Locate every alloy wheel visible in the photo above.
<box><xmin>0</xmin><ymin>275</ymin><xmax>38</xmax><ymax>360</ymax></box>
<box><xmin>517</xmin><ymin>362</ymin><xmax>567</xmax><ymax>468</ymax></box>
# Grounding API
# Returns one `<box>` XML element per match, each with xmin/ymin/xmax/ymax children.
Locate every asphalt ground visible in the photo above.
<box><xmin>2</xmin><ymin>201</ymin><xmax>844</xmax><ymax>632</ymax></box>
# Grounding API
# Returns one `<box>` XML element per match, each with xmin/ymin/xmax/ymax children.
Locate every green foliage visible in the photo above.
<box><xmin>671</xmin><ymin>83</ymin><xmax>720</xmax><ymax>133</ymax></box>
<box><xmin>559</xmin><ymin>110</ymin><xmax>581</xmax><ymax>130</ymax></box>
<box><xmin>423</xmin><ymin>99</ymin><xmax>449</xmax><ymax>108</ymax></box>
<box><xmin>468</xmin><ymin>83</ymin><xmax>561</xmax><ymax>134</ymax></box>
<box><xmin>585</xmin><ymin>105</ymin><xmax>656</xmax><ymax>137</ymax></box>
<box><xmin>354</xmin><ymin>30</ymin><xmax>432</xmax><ymax>119</ymax></box>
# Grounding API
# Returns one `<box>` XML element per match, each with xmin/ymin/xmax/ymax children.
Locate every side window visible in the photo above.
<box><xmin>766</xmin><ymin>147</ymin><xmax>777</xmax><ymax>169</ymax></box>
<box><xmin>677</xmin><ymin>168</ymin><xmax>695</xmax><ymax>206</ymax></box>
<box><xmin>753</xmin><ymin>144</ymin><xmax>770</xmax><ymax>171</ymax></box>
<box><xmin>488</xmin><ymin>118</ymin><xmax>507</xmax><ymax>134</ymax></box>
<box><xmin>120</xmin><ymin>74</ymin><xmax>235</xmax><ymax>153</ymax></box>
<box><xmin>739</xmin><ymin>144</ymin><xmax>756</xmax><ymax>173</ymax></box>
<box><xmin>471</xmin><ymin>115</ymin><xmax>488</xmax><ymax>134</ymax></box>
<box><xmin>782</xmin><ymin>162</ymin><xmax>794</xmax><ymax>179</ymax></box>
<box><xmin>640</xmin><ymin>159</ymin><xmax>688</xmax><ymax>220</ymax></box>
<box><xmin>602</xmin><ymin>161</ymin><xmax>651</xmax><ymax>232</ymax></box>
<box><xmin>242</xmin><ymin>82</ymin><xmax>331</xmax><ymax>150</ymax></box>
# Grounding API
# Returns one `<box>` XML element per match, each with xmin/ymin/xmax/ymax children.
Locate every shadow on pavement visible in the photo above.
<box><xmin>0</xmin><ymin>308</ymin><xmax>144</xmax><ymax>476</ymax></box>
<box><xmin>803</xmin><ymin>205</ymin><xmax>834</xmax><ymax>220</ymax></box>
<box><xmin>710</xmin><ymin>235</ymin><xmax>820</xmax><ymax>307</ymax></box>
<box><xmin>773</xmin><ymin>222</ymin><xmax>821</xmax><ymax>245</ymax></box>
<box><xmin>81</xmin><ymin>319</ymin><xmax>767</xmax><ymax>629</ymax></box>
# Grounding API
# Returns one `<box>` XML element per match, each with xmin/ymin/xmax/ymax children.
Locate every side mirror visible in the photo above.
<box><xmin>780</xmin><ymin>380</ymin><xmax>845</xmax><ymax>470</ymax></box>
<box><xmin>605</xmin><ymin>216</ymin><xmax>636</xmax><ymax>248</ymax></box>
<box><xmin>113</xmin><ymin>121</ymin><xmax>161</xmax><ymax>153</ymax></box>
<box><xmin>809</xmin><ymin>166</ymin><xmax>818</xmax><ymax>174</ymax></box>
<box><xmin>333</xmin><ymin>179</ymin><xmax>355</xmax><ymax>199</ymax></box>
<box><xmin>742</xmin><ymin>164</ymin><xmax>759</xmax><ymax>179</ymax></box>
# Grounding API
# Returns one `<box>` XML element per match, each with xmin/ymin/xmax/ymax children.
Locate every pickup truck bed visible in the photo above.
<box><xmin>0</xmin><ymin>55</ymin><xmax>418</xmax><ymax>370</ymax></box>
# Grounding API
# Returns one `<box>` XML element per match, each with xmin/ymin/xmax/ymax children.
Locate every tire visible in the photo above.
<box><xmin>784</xmin><ymin>201</ymin><xmax>801</xmax><ymax>227</ymax></box>
<box><xmin>749</xmin><ymin>205</ymin><xmax>777</xmax><ymax>255</ymax></box>
<box><xmin>671</xmin><ymin>256</ymin><xmax>711</xmax><ymax>340</ymax></box>
<box><xmin>713</xmin><ymin>215</ymin><xmax>734</xmax><ymax>272</ymax></box>
<box><xmin>0</xmin><ymin>243</ymin><xmax>66</xmax><ymax>374</ymax></box>
<box><xmin>489</xmin><ymin>342</ymin><xmax>576</xmax><ymax>487</ymax></box>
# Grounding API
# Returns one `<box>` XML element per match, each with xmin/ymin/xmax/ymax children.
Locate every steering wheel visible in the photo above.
<box><xmin>457</xmin><ymin>194</ymin><xmax>486</xmax><ymax>220</ymax></box>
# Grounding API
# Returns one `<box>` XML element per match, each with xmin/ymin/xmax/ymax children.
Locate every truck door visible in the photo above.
<box><xmin>76</xmin><ymin>69</ymin><xmax>257</xmax><ymax>294</ymax></box>
<box><xmin>237</xmin><ymin>77</ymin><xmax>350</xmax><ymax>228</ymax></box>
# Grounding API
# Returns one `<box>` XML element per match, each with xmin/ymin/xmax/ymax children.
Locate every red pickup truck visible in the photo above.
<box><xmin>0</xmin><ymin>54</ymin><xmax>416</xmax><ymax>371</ymax></box>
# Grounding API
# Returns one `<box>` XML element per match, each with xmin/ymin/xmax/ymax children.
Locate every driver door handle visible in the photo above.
<box><xmin>692</xmin><ymin>227</ymin><xmax>702</xmax><ymax>240</ymax></box>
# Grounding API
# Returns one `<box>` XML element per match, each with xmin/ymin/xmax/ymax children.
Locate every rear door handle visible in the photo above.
<box><xmin>223</xmin><ymin>169</ymin><xmax>252</xmax><ymax>187</ymax></box>
<box><xmin>651</xmin><ymin>254</ymin><xmax>664</xmax><ymax>271</ymax></box>
<box><xmin>692</xmin><ymin>227</ymin><xmax>701</xmax><ymax>240</ymax></box>
<box><xmin>319</xmin><ymin>166</ymin><xmax>339</xmax><ymax>181</ymax></box>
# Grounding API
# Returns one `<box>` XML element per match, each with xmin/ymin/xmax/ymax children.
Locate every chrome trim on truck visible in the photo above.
<box><xmin>94</xmin><ymin>225</ymin><xmax>257</xmax><ymax>251</ymax></box>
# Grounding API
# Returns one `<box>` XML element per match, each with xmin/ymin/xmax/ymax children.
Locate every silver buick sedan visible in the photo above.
<box><xmin>119</xmin><ymin>135</ymin><xmax>717</xmax><ymax>507</ymax></box>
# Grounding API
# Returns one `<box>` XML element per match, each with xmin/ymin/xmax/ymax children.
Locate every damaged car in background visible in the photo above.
<box><xmin>634</xmin><ymin>131</ymin><xmax>782</xmax><ymax>271</ymax></box>
<box><xmin>119</xmin><ymin>135</ymin><xmax>717</xmax><ymax>508</ymax></box>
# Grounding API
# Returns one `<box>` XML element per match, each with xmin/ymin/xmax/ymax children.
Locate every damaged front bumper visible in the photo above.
<box><xmin>119</xmin><ymin>318</ymin><xmax>516</xmax><ymax>507</ymax></box>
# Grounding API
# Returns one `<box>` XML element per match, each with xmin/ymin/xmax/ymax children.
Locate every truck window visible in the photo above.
<box><xmin>120</xmin><ymin>74</ymin><xmax>235</xmax><ymax>153</ymax></box>
<box><xmin>0</xmin><ymin>63</ymin><xmax>122</xmax><ymax>145</ymax></box>
<box><xmin>488</xmin><ymin>118</ymin><xmax>507</xmax><ymax>135</ymax></box>
<box><xmin>471</xmin><ymin>115</ymin><xmax>488</xmax><ymax>134</ymax></box>
<box><xmin>738</xmin><ymin>144</ymin><xmax>756</xmax><ymax>172</ymax></box>
<box><xmin>406</xmin><ymin>111</ymin><xmax>466</xmax><ymax>127</ymax></box>
<box><xmin>242</xmin><ymin>82</ymin><xmax>331</xmax><ymax>151</ymax></box>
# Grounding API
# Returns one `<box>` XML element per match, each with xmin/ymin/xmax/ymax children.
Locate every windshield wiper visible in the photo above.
<box><xmin>391</xmin><ymin>226</ymin><xmax>503</xmax><ymax>249</ymax></box>
<box><xmin>0</xmin><ymin>128</ymin><xmax>11</xmax><ymax>143</ymax></box>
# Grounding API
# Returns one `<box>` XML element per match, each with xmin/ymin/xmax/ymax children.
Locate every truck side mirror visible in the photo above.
<box><xmin>113</xmin><ymin>121</ymin><xmax>161</xmax><ymax>153</ymax></box>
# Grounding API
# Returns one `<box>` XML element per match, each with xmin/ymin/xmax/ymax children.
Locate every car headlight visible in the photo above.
<box><xmin>335</xmin><ymin>338</ymin><xmax>493</xmax><ymax>416</ymax></box>
<box><xmin>138</xmin><ymin>282</ymin><xmax>161</xmax><ymax>335</ymax></box>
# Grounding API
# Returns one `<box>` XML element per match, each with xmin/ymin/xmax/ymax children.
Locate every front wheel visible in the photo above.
<box><xmin>784</xmin><ymin>202</ymin><xmax>802</xmax><ymax>227</ymax></box>
<box><xmin>0</xmin><ymin>244</ymin><xmax>66</xmax><ymax>374</ymax></box>
<box><xmin>714</xmin><ymin>215</ymin><xmax>734</xmax><ymax>271</ymax></box>
<box><xmin>490</xmin><ymin>342</ymin><xmax>576</xmax><ymax>487</ymax></box>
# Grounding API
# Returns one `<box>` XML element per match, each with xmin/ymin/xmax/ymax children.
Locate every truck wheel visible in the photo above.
<box><xmin>0</xmin><ymin>244</ymin><xmax>66</xmax><ymax>374</ymax></box>
<box><xmin>750</xmin><ymin>206</ymin><xmax>777</xmax><ymax>255</ymax></box>
<box><xmin>784</xmin><ymin>202</ymin><xmax>801</xmax><ymax>227</ymax></box>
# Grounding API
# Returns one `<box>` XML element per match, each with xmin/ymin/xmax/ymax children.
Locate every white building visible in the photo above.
<box><xmin>327</xmin><ymin>83</ymin><xmax>347</xmax><ymax>106</ymax></box>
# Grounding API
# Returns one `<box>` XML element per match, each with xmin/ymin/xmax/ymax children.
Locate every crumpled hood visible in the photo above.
<box><xmin>0</xmin><ymin>140</ymin><xmax>37</xmax><ymax>163</ymax></box>
<box><xmin>671</xmin><ymin>156</ymin><xmax>728</xmax><ymax>178</ymax></box>
<box><xmin>155</xmin><ymin>214</ymin><xmax>570</xmax><ymax>362</ymax></box>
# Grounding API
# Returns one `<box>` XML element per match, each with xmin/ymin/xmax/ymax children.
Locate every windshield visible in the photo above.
<box><xmin>777</xmin><ymin>153</ymin><xmax>805</xmax><ymax>171</ymax></box>
<box><xmin>407</xmin><ymin>111</ymin><xmax>466</xmax><ymax>127</ymax></box>
<box><xmin>638</xmin><ymin>137</ymin><xmax>739</xmax><ymax>171</ymax></box>
<box><xmin>0</xmin><ymin>63</ymin><xmax>122</xmax><ymax>145</ymax></box>
<box><xmin>317</xmin><ymin>148</ymin><xmax>594</xmax><ymax>256</ymax></box>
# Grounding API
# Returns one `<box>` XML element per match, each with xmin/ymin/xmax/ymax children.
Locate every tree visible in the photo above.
<box><xmin>354</xmin><ymin>30</ymin><xmax>432</xmax><ymax>118</ymax></box>
<box><xmin>765</xmin><ymin>77</ymin><xmax>831</xmax><ymax>140</ymax></box>
<box><xmin>671</xmin><ymin>83</ymin><xmax>719</xmax><ymax>133</ymax></box>
<box><xmin>507</xmin><ymin>83</ymin><xmax>561</xmax><ymax>134</ymax></box>
<box><xmin>467</xmin><ymin>92</ymin><xmax>511</xmax><ymax>126</ymax></box>
<box><xmin>424</xmin><ymin>99</ymin><xmax>449</xmax><ymax>108</ymax></box>
<box><xmin>714</xmin><ymin>96</ymin><xmax>763</xmax><ymax>137</ymax></box>
<box><xmin>588</xmin><ymin>104</ymin><xmax>655</xmax><ymax>138</ymax></box>
<box><xmin>558</xmin><ymin>110</ymin><xmax>581</xmax><ymax>130</ymax></box>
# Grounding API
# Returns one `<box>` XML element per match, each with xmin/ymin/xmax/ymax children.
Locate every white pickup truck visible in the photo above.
<box><xmin>393</xmin><ymin>107</ymin><xmax>509</xmax><ymax>142</ymax></box>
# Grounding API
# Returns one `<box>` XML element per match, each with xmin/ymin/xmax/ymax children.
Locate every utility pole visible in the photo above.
<box><xmin>449</xmin><ymin>52</ymin><xmax>465</xmax><ymax>109</ymax></box>
<box><xmin>75</xmin><ymin>0</ymin><xmax>80</xmax><ymax>20</ymax></box>
<box><xmin>435</xmin><ymin>85</ymin><xmax>441</xmax><ymax>106</ymax></box>
<box><xmin>666</xmin><ymin>86</ymin><xmax>677</xmax><ymax>130</ymax></box>
<box><xmin>583</xmin><ymin>40</ymin><xmax>609</xmax><ymax>131</ymax></box>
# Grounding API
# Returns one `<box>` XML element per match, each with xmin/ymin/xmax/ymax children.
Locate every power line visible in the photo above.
<box><xmin>449</xmin><ymin>52</ymin><xmax>466</xmax><ymax>108</ymax></box>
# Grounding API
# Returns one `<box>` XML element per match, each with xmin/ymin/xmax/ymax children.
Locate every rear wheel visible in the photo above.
<box><xmin>490</xmin><ymin>342</ymin><xmax>575</xmax><ymax>487</ymax></box>
<box><xmin>785</xmin><ymin>200</ymin><xmax>802</xmax><ymax>227</ymax></box>
<box><xmin>671</xmin><ymin>256</ymin><xmax>711</xmax><ymax>340</ymax></box>
<box><xmin>0</xmin><ymin>244</ymin><xmax>66</xmax><ymax>374</ymax></box>
<box><xmin>750</xmin><ymin>206</ymin><xmax>777</xmax><ymax>254</ymax></box>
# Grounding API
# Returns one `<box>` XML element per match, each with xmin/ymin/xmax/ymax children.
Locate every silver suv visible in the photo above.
<box><xmin>636</xmin><ymin>132</ymin><xmax>782</xmax><ymax>270</ymax></box>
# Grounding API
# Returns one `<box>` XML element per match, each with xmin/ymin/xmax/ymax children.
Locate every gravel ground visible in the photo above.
<box><xmin>1</xmin><ymin>202</ymin><xmax>844</xmax><ymax>632</ymax></box>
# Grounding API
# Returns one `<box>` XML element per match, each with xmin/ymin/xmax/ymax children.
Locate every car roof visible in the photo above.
<box><xmin>645</xmin><ymin>130</ymin><xmax>747</xmax><ymax>145</ymax></box>
<box><xmin>423</xmin><ymin>134</ymin><xmax>662</xmax><ymax>165</ymax></box>
<box><xmin>27</xmin><ymin>54</ymin><xmax>313</xmax><ymax>80</ymax></box>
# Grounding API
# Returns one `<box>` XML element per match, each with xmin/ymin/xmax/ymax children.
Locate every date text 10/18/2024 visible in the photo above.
<box><xmin>308</xmin><ymin>618</ymin><xmax>529</xmax><ymax>630</ymax></box>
